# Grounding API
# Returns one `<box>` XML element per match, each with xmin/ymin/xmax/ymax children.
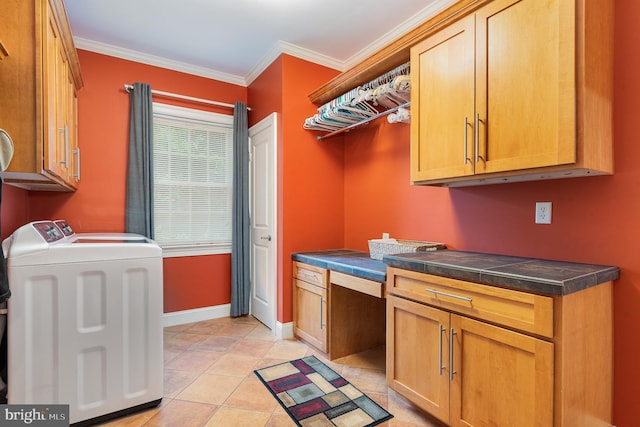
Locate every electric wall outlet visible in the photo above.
<box><xmin>535</xmin><ymin>202</ymin><xmax>552</xmax><ymax>224</ymax></box>
<box><xmin>382</xmin><ymin>232</ymin><xmax>390</xmax><ymax>240</ymax></box>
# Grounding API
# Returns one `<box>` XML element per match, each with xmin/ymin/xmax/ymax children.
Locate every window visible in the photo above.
<box><xmin>152</xmin><ymin>103</ymin><xmax>233</xmax><ymax>257</ymax></box>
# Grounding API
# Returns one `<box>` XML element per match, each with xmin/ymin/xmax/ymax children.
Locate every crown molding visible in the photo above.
<box><xmin>74</xmin><ymin>0</ymin><xmax>455</xmax><ymax>89</ymax></box>
<box><xmin>344</xmin><ymin>0</ymin><xmax>455</xmax><ymax>69</ymax></box>
<box><xmin>73</xmin><ymin>37</ymin><xmax>247</xmax><ymax>86</ymax></box>
<box><xmin>244</xmin><ymin>40</ymin><xmax>345</xmax><ymax>86</ymax></box>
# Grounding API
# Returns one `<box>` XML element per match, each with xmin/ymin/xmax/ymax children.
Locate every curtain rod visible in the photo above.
<box><xmin>123</xmin><ymin>84</ymin><xmax>250</xmax><ymax>111</ymax></box>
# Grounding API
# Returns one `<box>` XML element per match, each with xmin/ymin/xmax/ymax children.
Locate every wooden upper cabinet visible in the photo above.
<box><xmin>409</xmin><ymin>0</ymin><xmax>613</xmax><ymax>186</ymax></box>
<box><xmin>0</xmin><ymin>0</ymin><xmax>83</xmax><ymax>191</ymax></box>
<box><xmin>411</xmin><ymin>15</ymin><xmax>476</xmax><ymax>182</ymax></box>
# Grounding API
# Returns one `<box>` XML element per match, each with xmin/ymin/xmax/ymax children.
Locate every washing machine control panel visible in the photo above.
<box><xmin>54</xmin><ymin>220</ymin><xmax>74</xmax><ymax>237</ymax></box>
<box><xmin>33</xmin><ymin>221</ymin><xmax>65</xmax><ymax>243</ymax></box>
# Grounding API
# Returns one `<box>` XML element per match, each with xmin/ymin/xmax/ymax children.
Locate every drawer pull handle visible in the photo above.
<box><xmin>299</xmin><ymin>270</ymin><xmax>317</xmax><ymax>279</ymax></box>
<box><xmin>425</xmin><ymin>288</ymin><xmax>472</xmax><ymax>303</ymax></box>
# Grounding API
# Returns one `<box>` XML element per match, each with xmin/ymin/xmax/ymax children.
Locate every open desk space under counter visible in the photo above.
<box><xmin>291</xmin><ymin>250</ymin><xmax>387</xmax><ymax>360</ymax></box>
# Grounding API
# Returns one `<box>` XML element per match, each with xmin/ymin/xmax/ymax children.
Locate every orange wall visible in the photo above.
<box><xmin>0</xmin><ymin>185</ymin><xmax>28</xmax><ymax>241</ymax></box>
<box><xmin>26</xmin><ymin>50</ymin><xmax>247</xmax><ymax>313</ymax></box>
<box><xmin>342</xmin><ymin>1</ymin><xmax>638</xmax><ymax>424</ymax></box>
<box><xmin>248</xmin><ymin>55</ymin><xmax>343</xmax><ymax>323</ymax></box>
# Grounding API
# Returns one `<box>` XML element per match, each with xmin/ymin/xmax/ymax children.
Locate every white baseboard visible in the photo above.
<box><xmin>163</xmin><ymin>305</ymin><xmax>294</xmax><ymax>342</ymax></box>
<box><xmin>276</xmin><ymin>321</ymin><xmax>294</xmax><ymax>340</ymax></box>
<box><xmin>163</xmin><ymin>304</ymin><xmax>230</xmax><ymax>327</ymax></box>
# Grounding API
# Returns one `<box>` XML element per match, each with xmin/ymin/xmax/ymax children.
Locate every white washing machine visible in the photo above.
<box><xmin>2</xmin><ymin>220</ymin><xmax>164</xmax><ymax>425</ymax></box>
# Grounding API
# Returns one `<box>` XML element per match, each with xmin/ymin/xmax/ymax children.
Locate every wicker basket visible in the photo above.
<box><xmin>368</xmin><ymin>238</ymin><xmax>445</xmax><ymax>261</ymax></box>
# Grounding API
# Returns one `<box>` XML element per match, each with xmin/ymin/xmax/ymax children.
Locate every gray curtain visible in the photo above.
<box><xmin>125</xmin><ymin>82</ymin><xmax>154</xmax><ymax>238</ymax></box>
<box><xmin>231</xmin><ymin>101</ymin><xmax>250</xmax><ymax>317</ymax></box>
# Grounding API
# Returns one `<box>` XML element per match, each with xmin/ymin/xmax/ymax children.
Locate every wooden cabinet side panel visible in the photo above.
<box><xmin>450</xmin><ymin>315</ymin><xmax>554</xmax><ymax>427</ymax></box>
<box><xmin>576</xmin><ymin>0</ymin><xmax>614</xmax><ymax>173</ymax></box>
<box><xmin>554</xmin><ymin>282</ymin><xmax>613</xmax><ymax>427</ymax></box>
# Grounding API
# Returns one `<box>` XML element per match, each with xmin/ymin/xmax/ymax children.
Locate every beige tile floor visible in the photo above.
<box><xmin>98</xmin><ymin>316</ymin><xmax>442</xmax><ymax>427</ymax></box>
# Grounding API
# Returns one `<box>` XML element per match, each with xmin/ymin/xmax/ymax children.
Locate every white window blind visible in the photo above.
<box><xmin>152</xmin><ymin>103</ymin><xmax>233</xmax><ymax>257</ymax></box>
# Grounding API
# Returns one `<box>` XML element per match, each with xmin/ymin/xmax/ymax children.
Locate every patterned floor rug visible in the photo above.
<box><xmin>254</xmin><ymin>355</ymin><xmax>393</xmax><ymax>427</ymax></box>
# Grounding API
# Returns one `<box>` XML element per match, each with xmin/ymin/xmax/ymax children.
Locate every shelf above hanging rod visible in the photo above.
<box><xmin>317</xmin><ymin>102</ymin><xmax>410</xmax><ymax>141</ymax></box>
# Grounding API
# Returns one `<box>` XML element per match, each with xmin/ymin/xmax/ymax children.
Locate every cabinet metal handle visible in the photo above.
<box><xmin>299</xmin><ymin>270</ymin><xmax>317</xmax><ymax>279</ymax></box>
<box><xmin>65</xmin><ymin>125</ymin><xmax>69</xmax><ymax>167</ymax></box>
<box><xmin>319</xmin><ymin>298</ymin><xmax>324</xmax><ymax>330</ymax></box>
<box><xmin>450</xmin><ymin>328</ymin><xmax>457</xmax><ymax>380</ymax></box>
<box><xmin>58</xmin><ymin>126</ymin><xmax>68</xmax><ymax>166</ymax></box>
<box><xmin>464</xmin><ymin>117</ymin><xmax>468</xmax><ymax>165</ymax></box>
<box><xmin>260</xmin><ymin>235</ymin><xmax>272</xmax><ymax>241</ymax></box>
<box><xmin>438</xmin><ymin>324</ymin><xmax>445</xmax><ymax>376</ymax></box>
<box><xmin>73</xmin><ymin>147</ymin><xmax>80</xmax><ymax>180</ymax></box>
<box><xmin>424</xmin><ymin>288</ymin><xmax>472</xmax><ymax>303</ymax></box>
<box><xmin>474</xmin><ymin>113</ymin><xmax>479</xmax><ymax>164</ymax></box>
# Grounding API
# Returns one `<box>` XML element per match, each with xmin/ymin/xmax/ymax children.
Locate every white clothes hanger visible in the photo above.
<box><xmin>0</xmin><ymin>129</ymin><xmax>14</xmax><ymax>172</ymax></box>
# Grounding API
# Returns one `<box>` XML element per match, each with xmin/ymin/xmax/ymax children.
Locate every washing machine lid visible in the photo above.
<box><xmin>4</xmin><ymin>221</ymin><xmax>162</xmax><ymax>266</ymax></box>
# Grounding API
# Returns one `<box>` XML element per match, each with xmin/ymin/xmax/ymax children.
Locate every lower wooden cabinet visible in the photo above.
<box><xmin>293</xmin><ymin>278</ymin><xmax>328</xmax><ymax>352</ymax></box>
<box><xmin>387</xmin><ymin>295</ymin><xmax>553</xmax><ymax>426</ymax></box>
<box><xmin>292</xmin><ymin>260</ymin><xmax>386</xmax><ymax>359</ymax></box>
<box><xmin>293</xmin><ymin>262</ymin><xmax>329</xmax><ymax>353</ymax></box>
<box><xmin>386</xmin><ymin>267</ymin><xmax>613</xmax><ymax>427</ymax></box>
<box><xmin>387</xmin><ymin>295</ymin><xmax>451</xmax><ymax>422</ymax></box>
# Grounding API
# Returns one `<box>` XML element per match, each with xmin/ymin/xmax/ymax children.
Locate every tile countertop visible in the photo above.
<box><xmin>384</xmin><ymin>250</ymin><xmax>620</xmax><ymax>296</ymax></box>
<box><xmin>292</xmin><ymin>250</ymin><xmax>386</xmax><ymax>283</ymax></box>
<box><xmin>292</xmin><ymin>249</ymin><xmax>620</xmax><ymax>296</ymax></box>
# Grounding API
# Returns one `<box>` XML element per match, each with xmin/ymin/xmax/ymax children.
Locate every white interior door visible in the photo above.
<box><xmin>249</xmin><ymin>113</ymin><xmax>277</xmax><ymax>331</ymax></box>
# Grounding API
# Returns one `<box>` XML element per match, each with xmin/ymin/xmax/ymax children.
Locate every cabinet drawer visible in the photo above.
<box><xmin>293</xmin><ymin>261</ymin><xmax>328</xmax><ymax>288</ymax></box>
<box><xmin>388</xmin><ymin>267</ymin><xmax>553</xmax><ymax>338</ymax></box>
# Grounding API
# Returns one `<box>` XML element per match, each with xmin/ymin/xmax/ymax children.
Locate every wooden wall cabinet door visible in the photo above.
<box><xmin>0</xmin><ymin>0</ymin><xmax>83</xmax><ymax>191</ymax></box>
<box><xmin>410</xmin><ymin>15</ymin><xmax>475</xmax><ymax>182</ymax></box>
<box><xmin>473</xmin><ymin>0</ymin><xmax>575</xmax><ymax>175</ymax></box>
<box><xmin>411</xmin><ymin>0</ymin><xmax>613</xmax><ymax>186</ymax></box>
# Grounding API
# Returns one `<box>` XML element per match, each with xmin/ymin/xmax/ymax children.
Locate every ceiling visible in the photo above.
<box><xmin>65</xmin><ymin>0</ymin><xmax>453</xmax><ymax>86</ymax></box>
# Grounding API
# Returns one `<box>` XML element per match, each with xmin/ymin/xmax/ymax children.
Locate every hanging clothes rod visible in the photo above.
<box><xmin>123</xmin><ymin>84</ymin><xmax>250</xmax><ymax>111</ymax></box>
<box><xmin>317</xmin><ymin>102</ymin><xmax>410</xmax><ymax>141</ymax></box>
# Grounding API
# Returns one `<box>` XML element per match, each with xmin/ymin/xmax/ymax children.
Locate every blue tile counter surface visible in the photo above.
<box><xmin>292</xmin><ymin>250</ymin><xmax>386</xmax><ymax>283</ymax></box>
<box><xmin>384</xmin><ymin>250</ymin><xmax>620</xmax><ymax>296</ymax></box>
